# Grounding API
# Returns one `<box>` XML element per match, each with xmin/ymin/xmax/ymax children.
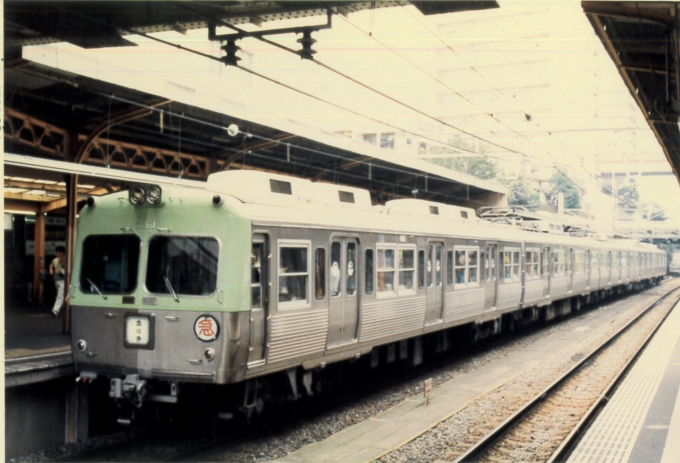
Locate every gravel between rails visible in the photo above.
<box><xmin>377</xmin><ymin>285</ymin><xmax>676</xmax><ymax>463</ymax></box>
<box><xmin>9</xmin><ymin>284</ymin><xmax>674</xmax><ymax>463</ymax></box>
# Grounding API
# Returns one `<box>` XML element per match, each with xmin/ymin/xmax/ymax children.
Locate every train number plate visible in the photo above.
<box><xmin>126</xmin><ymin>317</ymin><xmax>150</xmax><ymax>346</ymax></box>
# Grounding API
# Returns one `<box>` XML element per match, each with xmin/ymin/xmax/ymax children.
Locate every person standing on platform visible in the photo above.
<box><xmin>49</xmin><ymin>245</ymin><xmax>66</xmax><ymax>317</ymax></box>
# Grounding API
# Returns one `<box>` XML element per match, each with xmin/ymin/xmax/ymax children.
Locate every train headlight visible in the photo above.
<box><xmin>203</xmin><ymin>348</ymin><xmax>215</xmax><ymax>362</ymax></box>
<box><xmin>129</xmin><ymin>186</ymin><xmax>146</xmax><ymax>205</ymax></box>
<box><xmin>76</xmin><ymin>340</ymin><xmax>87</xmax><ymax>352</ymax></box>
<box><xmin>146</xmin><ymin>186</ymin><xmax>162</xmax><ymax>205</ymax></box>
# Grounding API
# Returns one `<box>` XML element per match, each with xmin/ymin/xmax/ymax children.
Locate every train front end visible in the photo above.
<box><xmin>70</xmin><ymin>185</ymin><xmax>251</xmax><ymax>421</ymax></box>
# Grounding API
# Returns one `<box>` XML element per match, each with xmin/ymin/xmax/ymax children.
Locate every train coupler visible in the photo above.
<box><xmin>110</xmin><ymin>374</ymin><xmax>147</xmax><ymax>409</ymax></box>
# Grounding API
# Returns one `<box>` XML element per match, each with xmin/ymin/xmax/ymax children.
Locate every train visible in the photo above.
<box><xmin>70</xmin><ymin>170</ymin><xmax>667</xmax><ymax>423</ymax></box>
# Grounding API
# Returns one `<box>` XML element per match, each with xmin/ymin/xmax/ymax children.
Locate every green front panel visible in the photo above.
<box><xmin>71</xmin><ymin>189</ymin><xmax>251</xmax><ymax>312</ymax></box>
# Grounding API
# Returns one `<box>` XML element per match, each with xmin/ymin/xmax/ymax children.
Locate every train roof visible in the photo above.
<box><xmin>200</xmin><ymin>171</ymin><xmax>661</xmax><ymax>253</ymax></box>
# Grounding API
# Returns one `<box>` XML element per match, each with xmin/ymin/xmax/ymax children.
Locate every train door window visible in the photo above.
<box><xmin>427</xmin><ymin>245</ymin><xmax>434</xmax><ymax>288</ymax></box>
<box><xmin>418</xmin><ymin>250</ymin><xmax>425</xmax><ymax>289</ymax></box>
<box><xmin>447</xmin><ymin>250</ymin><xmax>454</xmax><ymax>286</ymax></box>
<box><xmin>621</xmin><ymin>253</ymin><xmax>627</xmax><ymax>270</ymax></box>
<box><xmin>574</xmin><ymin>251</ymin><xmax>584</xmax><ymax>274</ymax></box>
<box><xmin>346</xmin><ymin>242</ymin><xmax>357</xmax><ymax>296</ymax></box>
<box><xmin>542</xmin><ymin>249</ymin><xmax>549</xmax><ymax>276</ymax></box>
<box><xmin>488</xmin><ymin>247</ymin><xmax>496</xmax><ymax>282</ymax></box>
<box><xmin>436</xmin><ymin>246</ymin><xmax>443</xmax><ymax>287</ymax></box>
<box><xmin>551</xmin><ymin>248</ymin><xmax>565</xmax><ymax>276</ymax></box>
<box><xmin>512</xmin><ymin>251</ymin><xmax>521</xmax><ymax>280</ymax></box>
<box><xmin>252</xmin><ymin>243</ymin><xmax>263</xmax><ymax>308</ymax></box>
<box><xmin>398</xmin><ymin>246</ymin><xmax>416</xmax><ymax>294</ymax></box>
<box><xmin>145</xmin><ymin>236</ymin><xmax>219</xmax><ymax>296</ymax></box>
<box><xmin>330</xmin><ymin>242</ymin><xmax>341</xmax><ymax>297</ymax></box>
<box><xmin>365</xmin><ymin>249</ymin><xmax>374</xmax><ymax>295</ymax></box>
<box><xmin>377</xmin><ymin>246</ymin><xmax>396</xmax><ymax>296</ymax></box>
<box><xmin>315</xmin><ymin>248</ymin><xmax>326</xmax><ymax>300</ymax></box>
<box><xmin>566</xmin><ymin>249</ymin><xmax>572</xmax><ymax>274</ymax></box>
<box><xmin>278</xmin><ymin>241</ymin><xmax>310</xmax><ymax>308</ymax></box>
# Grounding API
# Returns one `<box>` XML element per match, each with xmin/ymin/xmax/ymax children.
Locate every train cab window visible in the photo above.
<box><xmin>80</xmin><ymin>234</ymin><xmax>141</xmax><ymax>294</ymax></box>
<box><xmin>377</xmin><ymin>246</ymin><xmax>396</xmax><ymax>295</ymax></box>
<box><xmin>331</xmin><ymin>242</ymin><xmax>341</xmax><ymax>297</ymax></box>
<box><xmin>146</xmin><ymin>236</ymin><xmax>219</xmax><ymax>296</ymax></box>
<box><xmin>398</xmin><ymin>247</ymin><xmax>416</xmax><ymax>294</ymax></box>
<box><xmin>365</xmin><ymin>249</ymin><xmax>374</xmax><ymax>294</ymax></box>
<box><xmin>252</xmin><ymin>244</ymin><xmax>263</xmax><ymax>308</ymax></box>
<box><xmin>315</xmin><ymin>248</ymin><xmax>326</xmax><ymax>300</ymax></box>
<box><xmin>418</xmin><ymin>250</ymin><xmax>425</xmax><ymax>289</ymax></box>
<box><xmin>278</xmin><ymin>242</ymin><xmax>310</xmax><ymax>307</ymax></box>
<box><xmin>447</xmin><ymin>250</ymin><xmax>454</xmax><ymax>286</ymax></box>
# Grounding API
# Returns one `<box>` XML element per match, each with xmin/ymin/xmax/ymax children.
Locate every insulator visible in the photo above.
<box><xmin>221</xmin><ymin>39</ymin><xmax>242</xmax><ymax>66</ymax></box>
<box><xmin>297</xmin><ymin>30</ymin><xmax>317</xmax><ymax>60</ymax></box>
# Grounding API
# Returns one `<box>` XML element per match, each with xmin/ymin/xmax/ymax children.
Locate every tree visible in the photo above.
<box><xmin>549</xmin><ymin>172</ymin><xmax>581</xmax><ymax>209</ymax></box>
<box><xmin>502</xmin><ymin>176</ymin><xmax>539</xmax><ymax>208</ymax></box>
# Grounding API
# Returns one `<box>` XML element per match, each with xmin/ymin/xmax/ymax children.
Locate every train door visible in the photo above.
<box><xmin>542</xmin><ymin>246</ymin><xmax>551</xmax><ymax>298</ymax></box>
<box><xmin>425</xmin><ymin>242</ymin><xmax>444</xmax><ymax>325</ymax></box>
<box><xmin>484</xmin><ymin>244</ymin><xmax>497</xmax><ymax>311</ymax></box>
<box><xmin>248</xmin><ymin>234</ymin><xmax>268</xmax><ymax>367</ymax></box>
<box><xmin>327</xmin><ymin>238</ymin><xmax>360</xmax><ymax>347</ymax></box>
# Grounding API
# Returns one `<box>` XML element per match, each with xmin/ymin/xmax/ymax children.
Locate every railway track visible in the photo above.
<box><xmin>451</xmin><ymin>284</ymin><xmax>680</xmax><ymax>463</ymax></box>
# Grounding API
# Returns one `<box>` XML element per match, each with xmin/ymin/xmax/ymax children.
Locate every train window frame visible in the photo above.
<box><xmin>80</xmin><ymin>233</ymin><xmax>142</xmax><ymax>295</ymax></box>
<box><xmin>277</xmin><ymin>239</ymin><xmax>311</xmax><ymax>309</ymax></box>
<box><xmin>144</xmin><ymin>234</ymin><xmax>221</xmax><ymax>298</ymax></box>
<box><xmin>376</xmin><ymin>244</ymin><xmax>397</xmax><ymax>298</ymax></box>
<box><xmin>525</xmin><ymin>248</ymin><xmax>540</xmax><ymax>279</ymax></box>
<box><xmin>398</xmin><ymin>245</ymin><xmax>417</xmax><ymax>296</ymax></box>
<box><xmin>502</xmin><ymin>247</ymin><xmax>521</xmax><ymax>282</ymax></box>
<box><xmin>454</xmin><ymin>246</ymin><xmax>480</xmax><ymax>289</ymax></box>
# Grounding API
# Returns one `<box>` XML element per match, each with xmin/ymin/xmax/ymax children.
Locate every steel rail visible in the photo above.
<box><xmin>453</xmin><ymin>282</ymin><xmax>680</xmax><ymax>463</ymax></box>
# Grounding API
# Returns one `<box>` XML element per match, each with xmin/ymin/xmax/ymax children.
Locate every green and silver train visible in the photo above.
<box><xmin>71</xmin><ymin>170</ymin><xmax>667</xmax><ymax>422</ymax></box>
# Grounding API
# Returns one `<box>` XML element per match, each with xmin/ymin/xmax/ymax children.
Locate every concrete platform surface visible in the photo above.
<box><xmin>567</xmin><ymin>300</ymin><xmax>680</xmax><ymax>463</ymax></box>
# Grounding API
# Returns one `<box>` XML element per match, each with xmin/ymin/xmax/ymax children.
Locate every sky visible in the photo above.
<box><xmin>22</xmin><ymin>0</ymin><xmax>680</xmax><ymax>220</ymax></box>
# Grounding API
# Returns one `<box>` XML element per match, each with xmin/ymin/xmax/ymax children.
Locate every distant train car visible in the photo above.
<box><xmin>70</xmin><ymin>170</ymin><xmax>666</xmax><ymax>422</ymax></box>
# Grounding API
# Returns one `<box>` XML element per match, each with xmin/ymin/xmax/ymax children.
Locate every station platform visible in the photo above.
<box><xmin>567</xmin><ymin>298</ymin><xmax>680</xmax><ymax>463</ymax></box>
<box><xmin>5</xmin><ymin>303</ymin><xmax>74</xmax><ymax>387</ymax></box>
<box><xmin>272</xmin><ymin>289</ymin><xmax>672</xmax><ymax>463</ymax></box>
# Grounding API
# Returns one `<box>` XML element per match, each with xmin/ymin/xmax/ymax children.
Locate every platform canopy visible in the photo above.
<box><xmin>4</xmin><ymin>0</ymin><xmax>505</xmax><ymax>212</ymax></box>
<box><xmin>582</xmin><ymin>2</ymin><xmax>680</xmax><ymax>187</ymax></box>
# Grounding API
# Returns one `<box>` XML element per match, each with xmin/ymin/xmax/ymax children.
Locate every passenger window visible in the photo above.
<box><xmin>447</xmin><ymin>250</ymin><xmax>453</xmax><ymax>286</ymax></box>
<box><xmin>468</xmin><ymin>250</ymin><xmax>478</xmax><ymax>284</ymax></box>
<box><xmin>347</xmin><ymin>242</ymin><xmax>356</xmax><ymax>296</ymax></box>
<box><xmin>278</xmin><ymin>243</ymin><xmax>309</xmax><ymax>306</ymax></box>
<box><xmin>365</xmin><ymin>249</ymin><xmax>374</xmax><ymax>294</ymax></box>
<box><xmin>418</xmin><ymin>250</ymin><xmax>425</xmax><ymax>289</ymax></box>
<box><xmin>399</xmin><ymin>248</ymin><xmax>415</xmax><ymax>292</ymax></box>
<box><xmin>377</xmin><ymin>247</ymin><xmax>396</xmax><ymax>294</ymax></box>
<box><xmin>331</xmin><ymin>242</ymin><xmax>341</xmax><ymax>297</ymax></box>
<box><xmin>315</xmin><ymin>248</ymin><xmax>325</xmax><ymax>300</ymax></box>
<box><xmin>455</xmin><ymin>250</ymin><xmax>466</xmax><ymax>285</ymax></box>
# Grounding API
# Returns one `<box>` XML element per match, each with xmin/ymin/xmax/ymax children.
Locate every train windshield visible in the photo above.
<box><xmin>145</xmin><ymin>236</ymin><xmax>219</xmax><ymax>296</ymax></box>
<box><xmin>80</xmin><ymin>235</ymin><xmax>141</xmax><ymax>294</ymax></box>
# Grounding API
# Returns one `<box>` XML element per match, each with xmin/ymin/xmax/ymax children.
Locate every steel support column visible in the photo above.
<box><xmin>63</xmin><ymin>174</ymin><xmax>78</xmax><ymax>334</ymax></box>
<box><xmin>33</xmin><ymin>212</ymin><xmax>46</xmax><ymax>308</ymax></box>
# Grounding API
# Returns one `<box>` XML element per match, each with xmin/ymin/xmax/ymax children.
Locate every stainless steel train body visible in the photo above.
<box><xmin>70</xmin><ymin>170</ymin><xmax>667</xmax><ymax>414</ymax></box>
